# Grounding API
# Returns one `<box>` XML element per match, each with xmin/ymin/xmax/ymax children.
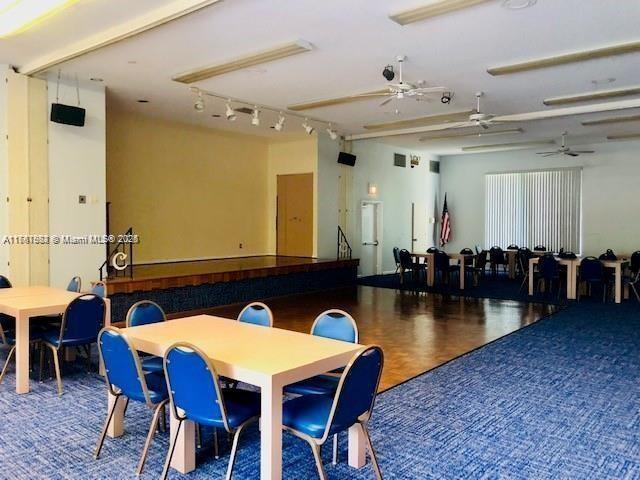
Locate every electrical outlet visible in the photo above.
<box><xmin>239</xmin><ymin>243</ymin><xmax>243</xmax><ymax>249</ymax></box>
<box><xmin>78</xmin><ymin>195</ymin><xmax>86</xmax><ymax>204</ymax></box>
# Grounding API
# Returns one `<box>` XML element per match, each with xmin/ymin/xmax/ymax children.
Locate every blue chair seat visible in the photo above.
<box><xmin>187</xmin><ymin>389</ymin><xmax>260</xmax><ymax>429</ymax></box>
<box><xmin>40</xmin><ymin>328</ymin><xmax>95</xmax><ymax>347</ymax></box>
<box><xmin>283</xmin><ymin>394</ymin><xmax>353</xmax><ymax>439</ymax></box>
<box><xmin>126</xmin><ymin>372</ymin><xmax>168</xmax><ymax>404</ymax></box>
<box><xmin>140</xmin><ymin>355</ymin><xmax>164</xmax><ymax>373</ymax></box>
<box><xmin>285</xmin><ymin>374</ymin><xmax>340</xmax><ymax>396</ymax></box>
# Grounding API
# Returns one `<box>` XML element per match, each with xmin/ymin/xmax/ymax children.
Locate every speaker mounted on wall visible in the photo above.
<box><xmin>50</xmin><ymin>103</ymin><xmax>86</xmax><ymax>127</ymax></box>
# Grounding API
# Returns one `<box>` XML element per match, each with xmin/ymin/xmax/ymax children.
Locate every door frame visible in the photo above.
<box><xmin>361</xmin><ymin>200</ymin><xmax>383</xmax><ymax>275</ymax></box>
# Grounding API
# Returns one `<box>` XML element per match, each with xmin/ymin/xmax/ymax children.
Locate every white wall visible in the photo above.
<box><xmin>317</xmin><ymin>133</ymin><xmax>341</xmax><ymax>259</ymax></box>
<box><xmin>48</xmin><ymin>79</ymin><xmax>106</xmax><ymax>288</ymax></box>
<box><xmin>0</xmin><ymin>66</ymin><xmax>8</xmax><ymax>277</ymax></box>
<box><xmin>350</xmin><ymin>140</ymin><xmax>440</xmax><ymax>274</ymax></box>
<box><xmin>439</xmin><ymin>140</ymin><xmax>640</xmax><ymax>255</ymax></box>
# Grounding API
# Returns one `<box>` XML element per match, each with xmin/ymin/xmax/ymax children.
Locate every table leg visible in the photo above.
<box><xmin>348</xmin><ymin>423</ymin><xmax>366</xmax><ymax>468</ymax></box>
<box><xmin>427</xmin><ymin>254</ymin><xmax>435</xmax><ymax>287</ymax></box>
<box><xmin>170</xmin><ymin>407</ymin><xmax>196</xmax><ymax>473</ymax></box>
<box><xmin>567</xmin><ymin>262</ymin><xmax>577</xmax><ymax>300</ymax></box>
<box><xmin>15</xmin><ymin>312</ymin><xmax>29</xmax><ymax>394</ymax></box>
<box><xmin>261</xmin><ymin>380</ymin><xmax>283</xmax><ymax>480</ymax></box>
<box><xmin>615</xmin><ymin>265</ymin><xmax>622</xmax><ymax>304</ymax></box>
<box><xmin>508</xmin><ymin>253</ymin><xmax>516</xmax><ymax>279</ymax></box>
<box><xmin>106</xmin><ymin>390</ymin><xmax>126</xmax><ymax>438</ymax></box>
<box><xmin>528</xmin><ymin>260</ymin><xmax>535</xmax><ymax>296</ymax></box>
<box><xmin>459</xmin><ymin>259</ymin><xmax>465</xmax><ymax>290</ymax></box>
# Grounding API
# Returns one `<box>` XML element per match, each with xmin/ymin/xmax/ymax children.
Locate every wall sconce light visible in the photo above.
<box><xmin>368</xmin><ymin>183</ymin><xmax>378</xmax><ymax>196</ymax></box>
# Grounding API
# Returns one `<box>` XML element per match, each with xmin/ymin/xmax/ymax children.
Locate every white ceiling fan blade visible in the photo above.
<box><xmin>379</xmin><ymin>96</ymin><xmax>395</xmax><ymax>107</ymax></box>
<box><xmin>536</xmin><ymin>152</ymin><xmax>559</xmax><ymax>156</ymax></box>
<box><xmin>409</xmin><ymin>86</ymin><xmax>448</xmax><ymax>94</ymax></box>
<box><xmin>494</xmin><ymin>98</ymin><xmax>640</xmax><ymax>123</ymax></box>
<box><xmin>571</xmin><ymin>150</ymin><xmax>595</xmax><ymax>154</ymax></box>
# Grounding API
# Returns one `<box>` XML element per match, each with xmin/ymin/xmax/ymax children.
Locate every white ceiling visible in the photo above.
<box><xmin>1</xmin><ymin>0</ymin><xmax>640</xmax><ymax>154</ymax></box>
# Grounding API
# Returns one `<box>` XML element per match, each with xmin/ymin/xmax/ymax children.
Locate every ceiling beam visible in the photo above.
<box><xmin>287</xmin><ymin>90</ymin><xmax>389</xmax><ymax>111</ymax></box>
<box><xmin>582</xmin><ymin>113</ymin><xmax>640</xmax><ymax>126</ymax></box>
<box><xmin>420</xmin><ymin>128</ymin><xmax>523</xmax><ymax>142</ymax></box>
<box><xmin>607</xmin><ymin>133</ymin><xmax>640</xmax><ymax>141</ymax></box>
<box><xmin>389</xmin><ymin>0</ymin><xmax>491</xmax><ymax>25</ymax></box>
<box><xmin>363</xmin><ymin>111</ymin><xmax>473</xmax><ymax>130</ymax></box>
<box><xmin>487</xmin><ymin>40</ymin><xmax>640</xmax><ymax>76</ymax></box>
<box><xmin>461</xmin><ymin>141</ymin><xmax>555</xmax><ymax>153</ymax></box>
<box><xmin>19</xmin><ymin>0</ymin><xmax>224</xmax><ymax>75</ymax></box>
<box><xmin>544</xmin><ymin>86</ymin><xmax>640</xmax><ymax>106</ymax></box>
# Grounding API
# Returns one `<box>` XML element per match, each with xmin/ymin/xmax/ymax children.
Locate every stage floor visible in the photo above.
<box><xmin>106</xmin><ymin>255</ymin><xmax>358</xmax><ymax>295</ymax></box>
<box><xmin>199</xmin><ymin>286</ymin><xmax>558</xmax><ymax>391</ymax></box>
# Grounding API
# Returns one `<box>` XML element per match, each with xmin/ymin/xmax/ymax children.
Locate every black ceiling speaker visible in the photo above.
<box><xmin>51</xmin><ymin>103</ymin><xmax>86</xmax><ymax>127</ymax></box>
<box><xmin>337</xmin><ymin>151</ymin><xmax>357</xmax><ymax>167</ymax></box>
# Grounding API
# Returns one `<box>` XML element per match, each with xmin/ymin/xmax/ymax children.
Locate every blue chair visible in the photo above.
<box><xmin>161</xmin><ymin>342</ymin><xmax>261</xmax><ymax>480</ymax></box>
<box><xmin>237</xmin><ymin>302</ymin><xmax>273</xmax><ymax>327</ymax></box>
<box><xmin>624</xmin><ymin>251</ymin><xmax>640</xmax><ymax>303</ymax></box>
<box><xmin>536</xmin><ymin>254</ymin><xmax>561</xmax><ymax>299</ymax></box>
<box><xmin>40</xmin><ymin>294</ymin><xmax>105</xmax><ymax>395</ymax></box>
<box><xmin>392</xmin><ymin>247</ymin><xmax>401</xmax><ymax>274</ymax></box>
<box><xmin>0</xmin><ymin>275</ymin><xmax>12</xmax><ymax>288</ymax></box>
<box><xmin>94</xmin><ymin>327</ymin><xmax>169</xmax><ymax>476</ymax></box>
<box><xmin>0</xmin><ymin>275</ymin><xmax>13</xmax><ymax>332</ymax></box>
<box><xmin>91</xmin><ymin>281</ymin><xmax>106</xmax><ymax>298</ymax></box>
<box><xmin>285</xmin><ymin>310</ymin><xmax>358</xmax><ymax>465</ymax></box>
<box><xmin>489</xmin><ymin>246</ymin><xmax>507</xmax><ymax>276</ymax></box>
<box><xmin>578</xmin><ymin>257</ymin><xmax>607</xmax><ymax>302</ymax></box>
<box><xmin>126</xmin><ymin>300</ymin><xmax>166</xmax><ymax>373</ymax></box>
<box><xmin>282</xmin><ymin>346</ymin><xmax>384</xmax><ymax>480</ymax></box>
<box><xmin>67</xmin><ymin>276</ymin><xmax>82</xmax><ymax>292</ymax></box>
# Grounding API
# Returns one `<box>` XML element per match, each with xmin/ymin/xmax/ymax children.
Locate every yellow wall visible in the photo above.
<box><xmin>266</xmin><ymin>136</ymin><xmax>318</xmax><ymax>255</ymax></box>
<box><xmin>107</xmin><ymin>109</ymin><xmax>271</xmax><ymax>262</ymax></box>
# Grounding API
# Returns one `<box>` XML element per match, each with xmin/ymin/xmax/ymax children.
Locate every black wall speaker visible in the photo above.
<box><xmin>50</xmin><ymin>103</ymin><xmax>86</xmax><ymax>127</ymax></box>
<box><xmin>337</xmin><ymin>151</ymin><xmax>357</xmax><ymax>167</ymax></box>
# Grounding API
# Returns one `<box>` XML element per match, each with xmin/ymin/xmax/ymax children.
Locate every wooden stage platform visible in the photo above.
<box><xmin>105</xmin><ymin>255</ymin><xmax>359</xmax><ymax>322</ymax></box>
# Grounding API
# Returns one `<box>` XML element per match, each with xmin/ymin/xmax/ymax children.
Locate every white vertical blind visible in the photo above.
<box><xmin>485</xmin><ymin>168</ymin><xmax>582</xmax><ymax>252</ymax></box>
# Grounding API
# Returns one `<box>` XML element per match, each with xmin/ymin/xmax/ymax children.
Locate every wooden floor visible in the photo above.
<box><xmin>199</xmin><ymin>286</ymin><xmax>558</xmax><ymax>391</ymax></box>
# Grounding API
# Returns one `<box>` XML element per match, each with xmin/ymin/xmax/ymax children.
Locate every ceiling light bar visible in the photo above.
<box><xmin>581</xmin><ymin>113</ymin><xmax>640</xmax><ymax>126</ymax></box>
<box><xmin>419</xmin><ymin>128</ymin><xmax>523</xmax><ymax>142</ymax></box>
<box><xmin>173</xmin><ymin>39</ymin><xmax>313</xmax><ymax>83</ymax></box>
<box><xmin>544</xmin><ymin>86</ymin><xmax>640</xmax><ymax>106</ymax></box>
<box><xmin>364</xmin><ymin>110</ymin><xmax>473</xmax><ymax>131</ymax></box>
<box><xmin>0</xmin><ymin>0</ymin><xmax>78</xmax><ymax>37</ymax></box>
<box><xmin>606</xmin><ymin>133</ymin><xmax>640</xmax><ymax>141</ymax></box>
<box><xmin>461</xmin><ymin>141</ymin><xmax>554</xmax><ymax>152</ymax></box>
<box><xmin>488</xmin><ymin>40</ymin><xmax>640</xmax><ymax>76</ymax></box>
<box><xmin>389</xmin><ymin>0</ymin><xmax>491</xmax><ymax>25</ymax></box>
<box><xmin>288</xmin><ymin>89</ymin><xmax>388</xmax><ymax>111</ymax></box>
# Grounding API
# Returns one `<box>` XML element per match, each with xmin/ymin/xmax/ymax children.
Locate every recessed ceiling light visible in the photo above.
<box><xmin>591</xmin><ymin>78</ymin><xmax>616</xmax><ymax>86</ymax></box>
<box><xmin>127</xmin><ymin>60</ymin><xmax>137</xmax><ymax>65</ymax></box>
<box><xmin>211</xmin><ymin>114</ymin><xmax>221</xmax><ymax>118</ymax></box>
<box><xmin>501</xmin><ymin>0</ymin><xmax>537</xmax><ymax>9</ymax></box>
<box><xmin>137</xmin><ymin>99</ymin><xmax>149</xmax><ymax>103</ymax></box>
<box><xmin>90</xmin><ymin>77</ymin><xmax>103</xmax><ymax>82</ymax></box>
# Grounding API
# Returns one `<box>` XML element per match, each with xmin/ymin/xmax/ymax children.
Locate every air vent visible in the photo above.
<box><xmin>394</xmin><ymin>153</ymin><xmax>406</xmax><ymax>167</ymax></box>
<box><xmin>235</xmin><ymin>107</ymin><xmax>255</xmax><ymax>115</ymax></box>
<box><xmin>429</xmin><ymin>160</ymin><xmax>440</xmax><ymax>173</ymax></box>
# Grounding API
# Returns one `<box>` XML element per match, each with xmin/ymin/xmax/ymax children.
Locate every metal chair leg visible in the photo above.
<box><xmin>226</xmin><ymin>423</ymin><xmax>247</xmax><ymax>480</ymax></box>
<box><xmin>94</xmin><ymin>394</ymin><xmax>121</xmax><ymax>459</ymax></box>
<box><xmin>196</xmin><ymin>423</ymin><xmax>202</xmax><ymax>448</ymax></box>
<box><xmin>308</xmin><ymin>441</ymin><xmax>327</xmax><ymax>480</ymax></box>
<box><xmin>0</xmin><ymin>345</ymin><xmax>15</xmax><ymax>384</ymax></box>
<box><xmin>136</xmin><ymin>400</ymin><xmax>167</xmax><ymax>476</ymax></box>
<box><xmin>214</xmin><ymin>427</ymin><xmax>220</xmax><ymax>459</ymax></box>
<box><xmin>332</xmin><ymin>433</ymin><xmax>338</xmax><ymax>465</ymax></box>
<box><xmin>161</xmin><ymin>418</ymin><xmax>183</xmax><ymax>480</ymax></box>
<box><xmin>361</xmin><ymin>423</ymin><xmax>383</xmax><ymax>480</ymax></box>
<box><xmin>39</xmin><ymin>344</ymin><xmax>45</xmax><ymax>382</ymax></box>
<box><xmin>631</xmin><ymin>283</ymin><xmax>640</xmax><ymax>302</ymax></box>
<box><xmin>159</xmin><ymin>404</ymin><xmax>167</xmax><ymax>433</ymax></box>
<box><xmin>49</xmin><ymin>344</ymin><xmax>63</xmax><ymax>396</ymax></box>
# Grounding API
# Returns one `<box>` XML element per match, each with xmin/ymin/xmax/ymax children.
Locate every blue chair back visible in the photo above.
<box><xmin>164</xmin><ymin>343</ymin><xmax>228</xmax><ymax>429</ymax></box>
<box><xmin>489</xmin><ymin>246</ymin><xmax>505</xmax><ymax>264</ymax></box>
<box><xmin>507</xmin><ymin>244</ymin><xmax>519</xmax><ymax>250</ymax></box>
<box><xmin>538</xmin><ymin>254</ymin><xmax>559</xmax><ymax>279</ymax></box>
<box><xmin>311</xmin><ymin>310</ymin><xmax>358</xmax><ymax>343</ymax></box>
<box><xmin>426</xmin><ymin>247</ymin><xmax>439</xmax><ymax>254</ymax></box>
<box><xmin>326</xmin><ymin>346</ymin><xmax>384</xmax><ymax>438</ymax></box>
<box><xmin>630</xmin><ymin>251</ymin><xmax>640</xmax><ymax>274</ymax></box>
<box><xmin>237</xmin><ymin>302</ymin><xmax>273</xmax><ymax>327</ymax></box>
<box><xmin>126</xmin><ymin>300</ymin><xmax>166</xmax><ymax>327</ymax></box>
<box><xmin>59</xmin><ymin>294</ymin><xmax>105</xmax><ymax>345</ymax></box>
<box><xmin>67</xmin><ymin>276</ymin><xmax>81</xmax><ymax>293</ymax></box>
<box><xmin>533</xmin><ymin>245</ymin><xmax>547</xmax><ymax>252</ymax></box>
<box><xmin>98</xmin><ymin>327</ymin><xmax>151</xmax><ymax>405</ymax></box>
<box><xmin>91</xmin><ymin>282</ymin><xmax>106</xmax><ymax>298</ymax></box>
<box><xmin>392</xmin><ymin>247</ymin><xmax>400</xmax><ymax>266</ymax></box>
<box><xmin>580</xmin><ymin>257</ymin><xmax>604</xmax><ymax>282</ymax></box>
<box><xmin>434</xmin><ymin>251</ymin><xmax>450</xmax><ymax>271</ymax></box>
<box><xmin>598</xmin><ymin>249</ymin><xmax>617</xmax><ymax>261</ymax></box>
<box><xmin>0</xmin><ymin>275</ymin><xmax>11</xmax><ymax>288</ymax></box>
<box><xmin>398</xmin><ymin>249</ymin><xmax>413</xmax><ymax>270</ymax></box>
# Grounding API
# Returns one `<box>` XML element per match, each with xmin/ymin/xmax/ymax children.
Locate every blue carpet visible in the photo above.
<box><xmin>358</xmin><ymin>272</ymin><xmax>573</xmax><ymax>306</ymax></box>
<box><xmin>0</xmin><ymin>301</ymin><xmax>639</xmax><ymax>479</ymax></box>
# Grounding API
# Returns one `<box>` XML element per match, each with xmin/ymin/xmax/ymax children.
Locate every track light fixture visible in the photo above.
<box><xmin>382</xmin><ymin>64</ymin><xmax>395</xmax><ymax>81</ymax></box>
<box><xmin>193</xmin><ymin>88</ymin><xmax>205</xmax><ymax>112</ymax></box>
<box><xmin>225</xmin><ymin>101</ymin><xmax>236</xmax><ymax>121</ymax></box>
<box><xmin>274</xmin><ymin>113</ymin><xmax>285</xmax><ymax>131</ymax></box>
<box><xmin>302</xmin><ymin>118</ymin><xmax>315</xmax><ymax>135</ymax></box>
<box><xmin>326</xmin><ymin>124</ymin><xmax>338</xmax><ymax>140</ymax></box>
<box><xmin>251</xmin><ymin>107</ymin><xmax>260</xmax><ymax>126</ymax></box>
<box><xmin>440</xmin><ymin>92</ymin><xmax>452</xmax><ymax>104</ymax></box>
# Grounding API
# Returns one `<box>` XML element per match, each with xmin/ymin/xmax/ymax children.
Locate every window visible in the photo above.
<box><xmin>485</xmin><ymin>168</ymin><xmax>582</xmax><ymax>252</ymax></box>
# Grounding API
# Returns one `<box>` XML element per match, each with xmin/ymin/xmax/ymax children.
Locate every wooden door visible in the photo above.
<box><xmin>277</xmin><ymin>173</ymin><xmax>313</xmax><ymax>257</ymax></box>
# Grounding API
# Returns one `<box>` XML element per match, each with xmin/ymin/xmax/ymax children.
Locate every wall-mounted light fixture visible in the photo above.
<box><xmin>368</xmin><ymin>183</ymin><xmax>378</xmax><ymax>196</ymax></box>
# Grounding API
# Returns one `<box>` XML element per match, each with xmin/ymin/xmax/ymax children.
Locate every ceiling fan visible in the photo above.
<box><xmin>536</xmin><ymin>132</ymin><xmax>595</xmax><ymax>157</ymax></box>
<box><xmin>438</xmin><ymin>92</ymin><xmax>508</xmax><ymax>130</ymax></box>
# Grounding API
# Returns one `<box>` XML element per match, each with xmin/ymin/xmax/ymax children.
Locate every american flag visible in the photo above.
<box><xmin>440</xmin><ymin>194</ymin><xmax>451</xmax><ymax>247</ymax></box>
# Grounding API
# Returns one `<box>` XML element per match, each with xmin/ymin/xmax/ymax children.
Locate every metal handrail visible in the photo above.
<box><xmin>337</xmin><ymin>226</ymin><xmax>352</xmax><ymax>260</ymax></box>
<box><xmin>99</xmin><ymin>227</ymin><xmax>134</xmax><ymax>281</ymax></box>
